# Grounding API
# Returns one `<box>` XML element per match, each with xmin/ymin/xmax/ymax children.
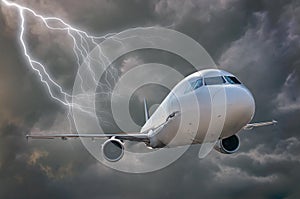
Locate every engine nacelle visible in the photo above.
<box><xmin>214</xmin><ymin>134</ymin><xmax>240</xmax><ymax>154</ymax></box>
<box><xmin>102</xmin><ymin>138</ymin><xmax>124</xmax><ymax>162</ymax></box>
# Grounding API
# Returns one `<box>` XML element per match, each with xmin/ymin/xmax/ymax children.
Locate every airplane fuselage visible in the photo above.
<box><xmin>141</xmin><ymin>69</ymin><xmax>255</xmax><ymax>148</ymax></box>
<box><xmin>26</xmin><ymin>68</ymin><xmax>277</xmax><ymax>163</ymax></box>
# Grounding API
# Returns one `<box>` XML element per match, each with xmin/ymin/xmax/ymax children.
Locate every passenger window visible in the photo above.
<box><xmin>224</xmin><ymin>76</ymin><xmax>241</xmax><ymax>84</ymax></box>
<box><xmin>204</xmin><ymin>76</ymin><xmax>225</xmax><ymax>85</ymax></box>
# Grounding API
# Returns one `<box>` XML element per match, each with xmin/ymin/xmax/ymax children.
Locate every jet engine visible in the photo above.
<box><xmin>102</xmin><ymin>138</ymin><xmax>124</xmax><ymax>162</ymax></box>
<box><xmin>214</xmin><ymin>134</ymin><xmax>240</xmax><ymax>154</ymax></box>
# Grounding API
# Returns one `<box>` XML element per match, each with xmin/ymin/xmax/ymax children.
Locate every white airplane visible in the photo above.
<box><xmin>27</xmin><ymin>69</ymin><xmax>277</xmax><ymax>162</ymax></box>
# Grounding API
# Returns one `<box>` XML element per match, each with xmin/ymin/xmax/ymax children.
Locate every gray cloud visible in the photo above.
<box><xmin>0</xmin><ymin>0</ymin><xmax>300</xmax><ymax>199</ymax></box>
<box><xmin>275</xmin><ymin>69</ymin><xmax>300</xmax><ymax>112</ymax></box>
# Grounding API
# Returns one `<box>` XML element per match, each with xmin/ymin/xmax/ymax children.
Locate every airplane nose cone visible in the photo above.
<box><xmin>227</xmin><ymin>86</ymin><xmax>255</xmax><ymax>127</ymax></box>
<box><xmin>240</xmin><ymin>87</ymin><xmax>255</xmax><ymax>121</ymax></box>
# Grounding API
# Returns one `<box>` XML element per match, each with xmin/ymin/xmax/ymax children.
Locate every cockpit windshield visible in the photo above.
<box><xmin>185</xmin><ymin>75</ymin><xmax>242</xmax><ymax>94</ymax></box>
<box><xmin>193</xmin><ymin>79</ymin><xmax>203</xmax><ymax>89</ymax></box>
<box><xmin>185</xmin><ymin>79</ymin><xmax>203</xmax><ymax>93</ymax></box>
<box><xmin>224</xmin><ymin>76</ymin><xmax>241</xmax><ymax>84</ymax></box>
<box><xmin>204</xmin><ymin>76</ymin><xmax>226</xmax><ymax>85</ymax></box>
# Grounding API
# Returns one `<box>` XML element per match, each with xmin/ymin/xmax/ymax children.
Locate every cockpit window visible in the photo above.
<box><xmin>185</xmin><ymin>78</ymin><xmax>203</xmax><ymax>93</ymax></box>
<box><xmin>204</xmin><ymin>76</ymin><xmax>225</xmax><ymax>85</ymax></box>
<box><xmin>224</xmin><ymin>76</ymin><xmax>241</xmax><ymax>84</ymax></box>
<box><xmin>194</xmin><ymin>79</ymin><xmax>203</xmax><ymax>90</ymax></box>
<box><xmin>185</xmin><ymin>75</ymin><xmax>241</xmax><ymax>93</ymax></box>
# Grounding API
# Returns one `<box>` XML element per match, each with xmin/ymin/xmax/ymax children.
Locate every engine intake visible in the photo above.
<box><xmin>102</xmin><ymin>138</ymin><xmax>124</xmax><ymax>162</ymax></box>
<box><xmin>214</xmin><ymin>134</ymin><xmax>240</xmax><ymax>154</ymax></box>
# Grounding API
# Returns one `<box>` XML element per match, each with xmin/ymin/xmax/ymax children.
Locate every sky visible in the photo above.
<box><xmin>0</xmin><ymin>0</ymin><xmax>300</xmax><ymax>198</ymax></box>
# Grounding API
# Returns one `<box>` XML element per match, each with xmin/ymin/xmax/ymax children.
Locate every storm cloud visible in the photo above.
<box><xmin>0</xmin><ymin>0</ymin><xmax>300</xmax><ymax>199</ymax></box>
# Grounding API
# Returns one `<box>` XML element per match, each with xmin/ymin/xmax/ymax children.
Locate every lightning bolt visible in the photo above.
<box><xmin>1</xmin><ymin>0</ymin><xmax>173</xmax><ymax>133</ymax></box>
<box><xmin>1</xmin><ymin>0</ymin><xmax>123</xmax><ymax>129</ymax></box>
<box><xmin>2</xmin><ymin>0</ymin><xmax>112</xmax><ymax>104</ymax></box>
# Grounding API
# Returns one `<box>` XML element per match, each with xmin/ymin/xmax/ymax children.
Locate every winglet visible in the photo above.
<box><xmin>143</xmin><ymin>98</ymin><xmax>149</xmax><ymax>122</ymax></box>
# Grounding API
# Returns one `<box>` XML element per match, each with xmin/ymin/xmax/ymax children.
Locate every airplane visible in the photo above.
<box><xmin>27</xmin><ymin>69</ymin><xmax>277</xmax><ymax>162</ymax></box>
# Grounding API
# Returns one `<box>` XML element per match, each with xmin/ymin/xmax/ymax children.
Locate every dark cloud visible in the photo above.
<box><xmin>0</xmin><ymin>0</ymin><xmax>300</xmax><ymax>199</ymax></box>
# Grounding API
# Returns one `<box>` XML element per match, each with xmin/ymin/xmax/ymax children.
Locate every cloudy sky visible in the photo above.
<box><xmin>0</xmin><ymin>0</ymin><xmax>300</xmax><ymax>198</ymax></box>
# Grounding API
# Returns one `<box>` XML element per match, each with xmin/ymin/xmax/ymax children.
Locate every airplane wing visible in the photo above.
<box><xmin>26</xmin><ymin>132</ymin><xmax>149</xmax><ymax>143</ymax></box>
<box><xmin>243</xmin><ymin>120</ymin><xmax>278</xmax><ymax>130</ymax></box>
